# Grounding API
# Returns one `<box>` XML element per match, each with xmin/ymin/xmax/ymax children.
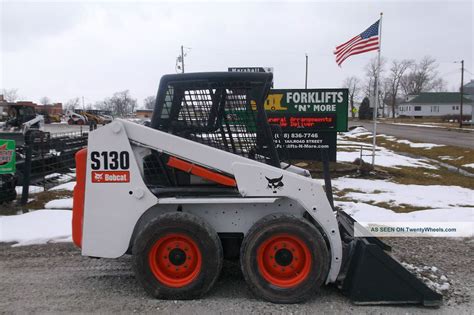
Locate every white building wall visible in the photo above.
<box><xmin>398</xmin><ymin>103</ymin><xmax>472</xmax><ymax>117</ymax></box>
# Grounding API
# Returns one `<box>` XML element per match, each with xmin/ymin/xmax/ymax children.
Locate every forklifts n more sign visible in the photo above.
<box><xmin>265</xmin><ymin>89</ymin><xmax>349</xmax><ymax>132</ymax></box>
<box><xmin>260</xmin><ymin>89</ymin><xmax>348</xmax><ymax>161</ymax></box>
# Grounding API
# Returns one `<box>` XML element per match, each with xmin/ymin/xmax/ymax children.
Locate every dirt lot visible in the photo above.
<box><xmin>0</xmin><ymin>238</ymin><xmax>472</xmax><ymax>314</ymax></box>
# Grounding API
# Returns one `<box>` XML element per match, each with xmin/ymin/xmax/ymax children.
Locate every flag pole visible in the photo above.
<box><xmin>371</xmin><ymin>12</ymin><xmax>383</xmax><ymax>166</ymax></box>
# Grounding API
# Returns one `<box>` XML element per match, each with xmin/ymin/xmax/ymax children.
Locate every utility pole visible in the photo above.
<box><xmin>82</xmin><ymin>96</ymin><xmax>85</xmax><ymax>111</ymax></box>
<box><xmin>305</xmin><ymin>53</ymin><xmax>308</xmax><ymax>89</ymax></box>
<box><xmin>181</xmin><ymin>45</ymin><xmax>185</xmax><ymax>73</ymax></box>
<box><xmin>459</xmin><ymin>59</ymin><xmax>464</xmax><ymax>128</ymax></box>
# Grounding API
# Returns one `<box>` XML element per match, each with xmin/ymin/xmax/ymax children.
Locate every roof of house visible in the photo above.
<box><xmin>464</xmin><ymin>80</ymin><xmax>474</xmax><ymax>96</ymax></box>
<box><xmin>464</xmin><ymin>80</ymin><xmax>474</xmax><ymax>89</ymax></box>
<box><xmin>402</xmin><ymin>92</ymin><xmax>473</xmax><ymax>104</ymax></box>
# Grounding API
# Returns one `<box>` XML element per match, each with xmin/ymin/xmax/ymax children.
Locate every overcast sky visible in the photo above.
<box><xmin>1</xmin><ymin>0</ymin><xmax>472</xmax><ymax>107</ymax></box>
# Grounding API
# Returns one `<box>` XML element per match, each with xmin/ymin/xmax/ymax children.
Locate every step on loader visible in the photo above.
<box><xmin>72</xmin><ymin>72</ymin><xmax>442</xmax><ymax>305</ymax></box>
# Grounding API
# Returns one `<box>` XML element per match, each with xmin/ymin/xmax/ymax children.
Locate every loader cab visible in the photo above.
<box><xmin>145</xmin><ymin>72</ymin><xmax>280</xmax><ymax>191</ymax></box>
<box><xmin>4</xmin><ymin>104</ymin><xmax>38</xmax><ymax>129</ymax></box>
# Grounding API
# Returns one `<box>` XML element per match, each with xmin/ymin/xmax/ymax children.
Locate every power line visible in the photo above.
<box><xmin>464</xmin><ymin>69</ymin><xmax>473</xmax><ymax>76</ymax></box>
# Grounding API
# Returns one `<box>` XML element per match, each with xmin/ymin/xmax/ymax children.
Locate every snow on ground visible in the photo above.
<box><xmin>337</xmin><ymin>201</ymin><xmax>474</xmax><ymax>237</ymax></box>
<box><xmin>337</xmin><ymin>201</ymin><xmax>473</xmax><ymax>224</ymax></box>
<box><xmin>333</xmin><ymin>178</ymin><xmax>473</xmax><ymax>209</ymax></box>
<box><xmin>334</xmin><ymin>177</ymin><xmax>474</xmax><ymax>237</ymax></box>
<box><xmin>45</xmin><ymin>198</ymin><xmax>73</xmax><ymax>209</ymax></box>
<box><xmin>343</xmin><ymin>126</ymin><xmax>372</xmax><ymax>138</ymax></box>
<box><xmin>339</xmin><ymin>127</ymin><xmax>438</xmax><ymax>169</ymax></box>
<box><xmin>45</xmin><ymin>172</ymin><xmax>62</xmax><ymax>179</ymax></box>
<box><xmin>45</xmin><ymin>172</ymin><xmax>75</xmax><ymax>183</ymax></box>
<box><xmin>50</xmin><ymin>181</ymin><xmax>76</xmax><ymax>191</ymax></box>
<box><xmin>337</xmin><ymin>146</ymin><xmax>435</xmax><ymax>169</ymax></box>
<box><xmin>0</xmin><ymin>210</ymin><xmax>72</xmax><ymax>246</ymax></box>
<box><xmin>15</xmin><ymin>186</ymin><xmax>44</xmax><ymax>194</ymax></box>
<box><xmin>463</xmin><ymin>163</ymin><xmax>474</xmax><ymax>169</ymax></box>
<box><xmin>394</xmin><ymin>139</ymin><xmax>445</xmax><ymax>149</ymax></box>
<box><xmin>439</xmin><ymin>155</ymin><xmax>464</xmax><ymax>161</ymax></box>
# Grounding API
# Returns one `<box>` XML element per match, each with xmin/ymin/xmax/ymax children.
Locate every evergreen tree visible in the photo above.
<box><xmin>359</xmin><ymin>97</ymin><xmax>373</xmax><ymax>120</ymax></box>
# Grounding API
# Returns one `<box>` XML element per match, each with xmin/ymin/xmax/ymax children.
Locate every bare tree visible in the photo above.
<box><xmin>431</xmin><ymin>78</ymin><xmax>447</xmax><ymax>92</ymax></box>
<box><xmin>1</xmin><ymin>88</ymin><xmax>19</xmax><ymax>102</ymax></box>
<box><xmin>39</xmin><ymin>96</ymin><xmax>51</xmax><ymax>105</ymax></box>
<box><xmin>400</xmin><ymin>56</ymin><xmax>447</xmax><ymax>96</ymax></box>
<box><xmin>103</xmin><ymin>90</ymin><xmax>137</xmax><ymax>117</ymax></box>
<box><xmin>379</xmin><ymin>79</ymin><xmax>392</xmax><ymax>118</ymax></box>
<box><xmin>342</xmin><ymin>76</ymin><xmax>361</xmax><ymax>118</ymax></box>
<box><xmin>364</xmin><ymin>56</ymin><xmax>386</xmax><ymax>98</ymax></box>
<box><xmin>363</xmin><ymin>57</ymin><xmax>386</xmax><ymax>117</ymax></box>
<box><xmin>65</xmin><ymin>97</ymin><xmax>81</xmax><ymax>111</ymax></box>
<box><xmin>85</xmin><ymin>103</ymin><xmax>94</xmax><ymax>111</ymax></box>
<box><xmin>385</xmin><ymin>59</ymin><xmax>413</xmax><ymax>118</ymax></box>
<box><xmin>143</xmin><ymin>96</ymin><xmax>156</xmax><ymax>110</ymax></box>
<box><xmin>95</xmin><ymin>98</ymin><xmax>113</xmax><ymax>112</ymax></box>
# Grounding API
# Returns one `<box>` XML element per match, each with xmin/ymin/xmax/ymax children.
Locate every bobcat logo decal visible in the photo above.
<box><xmin>265</xmin><ymin>175</ymin><xmax>284</xmax><ymax>193</ymax></box>
<box><xmin>94</xmin><ymin>172</ymin><xmax>104</xmax><ymax>181</ymax></box>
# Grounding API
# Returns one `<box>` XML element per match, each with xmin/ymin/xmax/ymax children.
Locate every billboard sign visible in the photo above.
<box><xmin>274</xmin><ymin>131</ymin><xmax>337</xmax><ymax>161</ymax></box>
<box><xmin>261</xmin><ymin>89</ymin><xmax>348</xmax><ymax>161</ymax></box>
<box><xmin>264</xmin><ymin>89</ymin><xmax>348</xmax><ymax>132</ymax></box>
<box><xmin>0</xmin><ymin>139</ymin><xmax>16</xmax><ymax>174</ymax></box>
<box><xmin>228</xmin><ymin>67</ymin><xmax>273</xmax><ymax>73</ymax></box>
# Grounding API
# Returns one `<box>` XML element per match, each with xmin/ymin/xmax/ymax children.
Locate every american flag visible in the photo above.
<box><xmin>334</xmin><ymin>20</ymin><xmax>380</xmax><ymax>66</ymax></box>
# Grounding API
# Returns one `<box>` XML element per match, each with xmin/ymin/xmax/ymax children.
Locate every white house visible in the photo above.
<box><xmin>398</xmin><ymin>92</ymin><xmax>473</xmax><ymax>118</ymax></box>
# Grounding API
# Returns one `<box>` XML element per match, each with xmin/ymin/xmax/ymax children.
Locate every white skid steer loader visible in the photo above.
<box><xmin>72</xmin><ymin>72</ymin><xmax>442</xmax><ymax>305</ymax></box>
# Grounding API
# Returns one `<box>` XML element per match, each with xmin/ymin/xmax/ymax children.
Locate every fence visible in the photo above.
<box><xmin>0</xmin><ymin>126</ymin><xmax>375</xmax><ymax>207</ymax></box>
<box><xmin>0</xmin><ymin>129</ymin><xmax>88</xmax><ymax>205</ymax></box>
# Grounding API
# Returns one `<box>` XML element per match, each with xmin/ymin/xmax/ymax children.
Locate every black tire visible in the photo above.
<box><xmin>132</xmin><ymin>212</ymin><xmax>223</xmax><ymax>300</ymax></box>
<box><xmin>240</xmin><ymin>213</ymin><xmax>330</xmax><ymax>303</ymax></box>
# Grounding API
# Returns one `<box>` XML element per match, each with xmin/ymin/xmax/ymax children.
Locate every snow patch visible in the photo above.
<box><xmin>0</xmin><ymin>210</ymin><xmax>72</xmax><ymax>246</ymax></box>
<box><xmin>337</xmin><ymin>201</ymin><xmax>473</xmax><ymax>237</ymax></box>
<box><xmin>396</xmin><ymin>139</ymin><xmax>444</xmax><ymax>149</ymax></box>
<box><xmin>15</xmin><ymin>186</ymin><xmax>44</xmax><ymax>194</ymax></box>
<box><xmin>344</xmin><ymin>127</ymin><xmax>372</xmax><ymax>138</ymax></box>
<box><xmin>339</xmin><ymin>129</ymin><xmax>438</xmax><ymax>168</ymax></box>
<box><xmin>49</xmin><ymin>181</ymin><xmax>76</xmax><ymax>191</ymax></box>
<box><xmin>45</xmin><ymin>172</ymin><xmax>75</xmax><ymax>183</ymax></box>
<box><xmin>337</xmin><ymin>147</ymin><xmax>435</xmax><ymax>169</ymax></box>
<box><xmin>438</xmin><ymin>155</ymin><xmax>464</xmax><ymax>161</ymax></box>
<box><xmin>45</xmin><ymin>198</ymin><xmax>73</xmax><ymax>209</ymax></box>
<box><xmin>463</xmin><ymin>163</ymin><xmax>474</xmax><ymax>169</ymax></box>
<box><xmin>334</xmin><ymin>178</ymin><xmax>473</xmax><ymax>209</ymax></box>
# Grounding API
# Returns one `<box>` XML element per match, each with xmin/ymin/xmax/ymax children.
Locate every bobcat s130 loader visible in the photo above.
<box><xmin>72</xmin><ymin>72</ymin><xmax>442</xmax><ymax>305</ymax></box>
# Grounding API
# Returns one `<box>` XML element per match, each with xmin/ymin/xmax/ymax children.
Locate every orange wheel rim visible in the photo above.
<box><xmin>257</xmin><ymin>233</ymin><xmax>312</xmax><ymax>288</ymax></box>
<box><xmin>148</xmin><ymin>233</ymin><xmax>202</xmax><ymax>288</ymax></box>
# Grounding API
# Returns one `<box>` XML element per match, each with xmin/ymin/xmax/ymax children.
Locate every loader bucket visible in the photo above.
<box><xmin>337</xmin><ymin>211</ymin><xmax>443</xmax><ymax>306</ymax></box>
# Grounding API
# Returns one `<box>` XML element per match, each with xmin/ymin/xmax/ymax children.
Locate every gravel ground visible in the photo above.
<box><xmin>0</xmin><ymin>238</ymin><xmax>472</xmax><ymax>314</ymax></box>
